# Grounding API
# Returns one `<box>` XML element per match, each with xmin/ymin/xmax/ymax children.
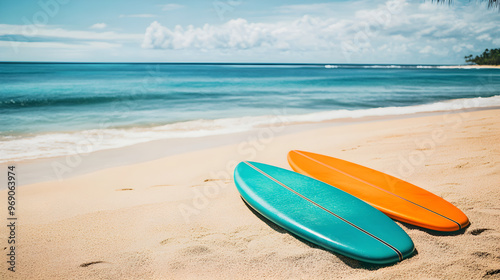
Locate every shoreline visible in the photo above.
<box><xmin>0</xmin><ymin>108</ymin><xmax>499</xmax><ymax>279</ymax></box>
<box><xmin>439</xmin><ymin>65</ymin><xmax>500</xmax><ymax>69</ymax></box>
<box><xmin>3</xmin><ymin>106</ymin><xmax>499</xmax><ymax>186</ymax></box>
<box><xmin>1</xmin><ymin>61</ymin><xmax>500</xmax><ymax>68</ymax></box>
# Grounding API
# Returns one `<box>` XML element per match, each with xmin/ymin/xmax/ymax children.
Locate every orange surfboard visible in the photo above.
<box><xmin>288</xmin><ymin>150</ymin><xmax>470</xmax><ymax>232</ymax></box>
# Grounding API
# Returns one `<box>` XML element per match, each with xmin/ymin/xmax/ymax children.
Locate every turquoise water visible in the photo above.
<box><xmin>1</xmin><ymin>63</ymin><xmax>499</xmax><ymax>162</ymax></box>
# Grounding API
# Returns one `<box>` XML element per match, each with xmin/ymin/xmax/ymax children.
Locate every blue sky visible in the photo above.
<box><xmin>0</xmin><ymin>0</ymin><xmax>498</xmax><ymax>63</ymax></box>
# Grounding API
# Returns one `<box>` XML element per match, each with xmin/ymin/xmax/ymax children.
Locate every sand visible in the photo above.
<box><xmin>0</xmin><ymin>109</ymin><xmax>499</xmax><ymax>279</ymax></box>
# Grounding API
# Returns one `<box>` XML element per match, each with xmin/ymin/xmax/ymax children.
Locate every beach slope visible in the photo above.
<box><xmin>1</xmin><ymin>109</ymin><xmax>499</xmax><ymax>279</ymax></box>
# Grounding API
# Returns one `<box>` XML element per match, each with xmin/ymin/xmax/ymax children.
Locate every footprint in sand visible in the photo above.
<box><xmin>160</xmin><ymin>238</ymin><xmax>175</xmax><ymax>245</ymax></box>
<box><xmin>203</xmin><ymin>178</ymin><xmax>232</xmax><ymax>183</ymax></box>
<box><xmin>484</xmin><ymin>269</ymin><xmax>500</xmax><ymax>278</ymax></box>
<box><xmin>473</xmin><ymin>208</ymin><xmax>500</xmax><ymax>215</ymax></box>
<box><xmin>80</xmin><ymin>261</ymin><xmax>105</xmax><ymax>267</ymax></box>
<box><xmin>472</xmin><ymin>251</ymin><xmax>491</xmax><ymax>258</ymax></box>
<box><xmin>160</xmin><ymin>237</ymin><xmax>190</xmax><ymax>245</ymax></box>
<box><xmin>469</xmin><ymin>228</ymin><xmax>492</xmax><ymax>236</ymax></box>
<box><xmin>178</xmin><ymin>245</ymin><xmax>211</xmax><ymax>256</ymax></box>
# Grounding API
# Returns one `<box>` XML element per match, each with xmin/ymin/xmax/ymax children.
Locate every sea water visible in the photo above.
<box><xmin>1</xmin><ymin>63</ymin><xmax>499</xmax><ymax>162</ymax></box>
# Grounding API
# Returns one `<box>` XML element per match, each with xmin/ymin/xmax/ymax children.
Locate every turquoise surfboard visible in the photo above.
<box><xmin>234</xmin><ymin>161</ymin><xmax>415</xmax><ymax>264</ymax></box>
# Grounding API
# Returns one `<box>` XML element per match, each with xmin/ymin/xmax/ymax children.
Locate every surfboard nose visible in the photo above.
<box><xmin>287</xmin><ymin>150</ymin><xmax>470</xmax><ymax>233</ymax></box>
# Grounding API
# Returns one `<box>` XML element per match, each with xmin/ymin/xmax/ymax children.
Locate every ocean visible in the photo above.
<box><xmin>1</xmin><ymin>63</ymin><xmax>499</xmax><ymax>163</ymax></box>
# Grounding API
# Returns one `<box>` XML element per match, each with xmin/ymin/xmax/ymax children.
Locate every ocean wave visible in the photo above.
<box><xmin>324</xmin><ymin>64</ymin><xmax>437</xmax><ymax>69</ymax></box>
<box><xmin>361</xmin><ymin>65</ymin><xmax>402</xmax><ymax>68</ymax></box>
<box><xmin>321</xmin><ymin>65</ymin><xmax>483</xmax><ymax>69</ymax></box>
<box><xmin>1</xmin><ymin>95</ymin><xmax>499</xmax><ymax>163</ymax></box>
<box><xmin>284</xmin><ymin>95</ymin><xmax>500</xmax><ymax>122</ymax></box>
<box><xmin>0</xmin><ymin>92</ymin><xmax>224</xmax><ymax>109</ymax></box>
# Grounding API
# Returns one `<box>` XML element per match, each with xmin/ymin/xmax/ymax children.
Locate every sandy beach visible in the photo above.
<box><xmin>1</xmin><ymin>108</ymin><xmax>499</xmax><ymax>279</ymax></box>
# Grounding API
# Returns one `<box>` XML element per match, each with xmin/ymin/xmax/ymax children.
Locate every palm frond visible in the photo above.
<box><xmin>432</xmin><ymin>0</ymin><xmax>499</xmax><ymax>10</ymax></box>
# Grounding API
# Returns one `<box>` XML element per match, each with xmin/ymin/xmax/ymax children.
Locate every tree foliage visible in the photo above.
<box><xmin>465</xmin><ymin>49</ymin><xmax>500</xmax><ymax>65</ymax></box>
<box><xmin>432</xmin><ymin>0</ymin><xmax>499</xmax><ymax>10</ymax></box>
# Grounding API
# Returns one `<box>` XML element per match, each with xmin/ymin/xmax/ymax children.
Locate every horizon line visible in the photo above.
<box><xmin>0</xmin><ymin>61</ymin><xmax>459</xmax><ymax>66</ymax></box>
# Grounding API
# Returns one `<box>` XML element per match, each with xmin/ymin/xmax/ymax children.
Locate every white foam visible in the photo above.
<box><xmin>436</xmin><ymin>66</ymin><xmax>487</xmax><ymax>69</ymax></box>
<box><xmin>361</xmin><ymin>65</ymin><xmax>402</xmax><ymax>68</ymax></box>
<box><xmin>285</xmin><ymin>95</ymin><xmax>500</xmax><ymax>122</ymax></box>
<box><xmin>325</xmin><ymin>65</ymin><xmax>432</xmax><ymax>69</ymax></box>
<box><xmin>1</xmin><ymin>95</ymin><xmax>499</xmax><ymax>163</ymax></box>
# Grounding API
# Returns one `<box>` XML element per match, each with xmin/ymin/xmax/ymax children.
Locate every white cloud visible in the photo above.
<box><xmin>1</xmin><ymin>0</ymin><xmax>497</xmax><ymax>63</ymax></box>
<box><xmin>160</xmin><ymin>4</ymin><xmax>184</xmax><ymax>11</ymax></box>
<box><xmin>452</xmin><ymin>43</ymin><xmax>474</xmax><ymax>53</ymax></box>
<box><xmin>90</xmin><ymin>23</ymin><xmax>107</xmax><ymax>29</ymax></box>
<box><xmin>476</xmin><ymin>34</ymin><xmax>491</xmax><ymax>41</ymax></box>
<box><xmin>119</xmin><ymin>14</ymin><xmax>156</xmax><ymax>18</ymax></box>
<box><xmin>141</xmin><ymin>0</ymin><xmax>498</xmax><ymax>63</ymax></box>
<box><xmin>419</xmin><ymin>45</ymin><xmax>448</xmax><ymax>56</ymax></box>
<box><xmin>0</xmin><ymin>24</ymin><xmax>142</xmax><ymax>42</ymax></box>
<box><xmin>0</xmin><ymin>40</ymin><xmax>121</xmax><ymax>49</ymax></box>
<box><xmin>142</xmin><ymin>16</ymin><xmax>342</xmax><ymax>50</ymax></box>
<box><xmin>419</xmin><ymin>45</ymin><xmax>434</xmax><ymax>54</ymax></box>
